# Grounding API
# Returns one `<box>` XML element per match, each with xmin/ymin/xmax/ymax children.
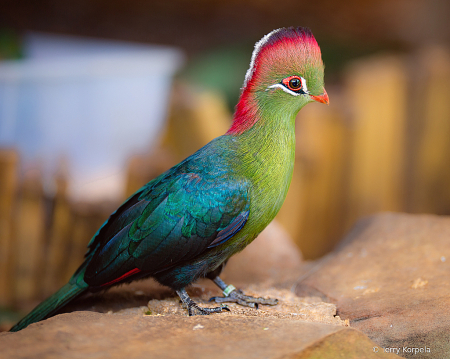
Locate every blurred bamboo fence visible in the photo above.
<box><xmin>1</xmin><ymin>46</ymin><xmax>450</xmax><ymax>309</ymax></box>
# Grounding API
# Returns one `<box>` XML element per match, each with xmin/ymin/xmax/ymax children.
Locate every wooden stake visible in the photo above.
<box><xmin>407</xmin><ymin>47</ymin><xmax>450</xmax><ymax>214</ymax></box>
<box><xmin>345</xmin><ymin>55</ymin><xmax>408</xmax><ymax>228</ymax></box>
<box><xmin>13</xmin><ymin>168</ymin><xmax>46</xmax><ymax>305</ymax></box>
<box><xmin>0</xmin><ymin>149</ymin><xmax>19</xmax><ymax>306</ymax></box>
<box><xmin>42</xmin><ymin>168</ymin><xmax>72</xmax><ymax>295</ymax></box>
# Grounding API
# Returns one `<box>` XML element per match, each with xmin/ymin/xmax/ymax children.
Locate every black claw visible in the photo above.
<box><xmin>210</xmin><ymin>290</ymin><xmax>277</xmax><ymax>308</ymax></box>
<box><xmin>187</xmin><ymin>303</ymin><xmax>230</xmax><ymax>316</ymax></box>
<box><xmin>177</xmin><ymin>288</ymin><xmax>229</xmax><ymax>316</ymax></box>
<box><xmin>210</xmin><ymin>278</ymin><xmax>278</xmax><ymax>309</ymax></box>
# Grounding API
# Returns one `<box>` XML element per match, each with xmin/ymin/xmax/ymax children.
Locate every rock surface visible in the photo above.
<box><xmin>1</xmin><ymin>220</ymin><xmax>398</xmax><ymax>358</ymax></box>
<box><xmin>0</xmin><ymin>311</ymin><xmax>396</xmax><ymax>359</ymax></box>
<box><xmin>146</xmin><ymin>286</ymin><xmax>348</xmax><ymax>326</ymax></box>
<box><xmin>298</xmin><ymin>213</ymin><xmax>450</xmax><ymax>359</ymax></box>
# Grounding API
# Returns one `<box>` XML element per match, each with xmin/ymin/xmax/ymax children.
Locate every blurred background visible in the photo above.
<box><xmin>1</xmin><ymin>0</ymin><xmax>450</xmax><ymax>327</ymax></box>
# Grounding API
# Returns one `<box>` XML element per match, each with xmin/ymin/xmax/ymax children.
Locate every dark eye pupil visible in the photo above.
<box><xmin>289</xmin><ymin>78</ymin><xmax>301</xmax><ymax>89</ymax></box>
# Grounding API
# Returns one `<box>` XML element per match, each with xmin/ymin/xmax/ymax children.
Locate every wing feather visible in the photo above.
<box><xmin>84</xmin><ymin>163</ymin><xmax>250</xmax><ymax>287</ymax></box>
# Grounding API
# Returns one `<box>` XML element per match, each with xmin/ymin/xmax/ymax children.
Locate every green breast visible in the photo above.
<box><xmin>228</xmin><ymin>113</ymin><xmax>296</xmax><ymax>247</ymax></box>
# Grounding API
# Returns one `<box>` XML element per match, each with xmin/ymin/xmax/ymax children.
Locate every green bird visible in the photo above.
<box><xmin>10</xmin><ymin>26</ymin><xmax>328</xmax><ymax>332</ymax></box>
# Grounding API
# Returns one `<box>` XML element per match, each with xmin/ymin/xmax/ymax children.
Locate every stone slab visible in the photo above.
<box><xmin>298</xmin><ymin>213</ymin><xmax>450</xmax><ymax>358</ymax></box>
<box><xmin>0</xmin><ymin>310</ymin><xmax>397</xmax><ymax>359</ymax></box>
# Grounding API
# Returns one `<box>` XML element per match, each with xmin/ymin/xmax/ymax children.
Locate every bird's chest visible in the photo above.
<box><xmin>238</xmin><ymin>132</ymin><xmax>296</xmax><ymax>234</ymax></box>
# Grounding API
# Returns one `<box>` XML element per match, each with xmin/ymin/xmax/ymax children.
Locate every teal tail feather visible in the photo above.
<box><xmin>9</xmin><ymin>282</ymin><xmax>87</xmax><ymax>332</ymax></box>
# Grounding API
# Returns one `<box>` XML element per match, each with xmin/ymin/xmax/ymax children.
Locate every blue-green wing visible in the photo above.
<box><xmin>83</xmin><ymin>164</ymin><xmax>250</xmax><ymax>287</ymax></box>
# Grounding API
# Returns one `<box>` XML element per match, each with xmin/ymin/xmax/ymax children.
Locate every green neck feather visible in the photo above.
<box><xmin>230</xmin><ymin>98</ymin><xmax>308</xmax><ymax>238</ymax></box>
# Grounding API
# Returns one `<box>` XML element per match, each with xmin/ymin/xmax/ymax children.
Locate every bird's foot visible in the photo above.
<box><xmin>187</xmin><ymin>302</ymin><xmax>230</xmax><ymax>316</ymax></box>
<box><xmin>210</xmin><ymin>277</ymin><xmax>278</xmax><ymax>309</ymax></box>
<box><xmin>176</xmin><ymin>288</ymin><xmax>230</xmax><ymax>316</ymax></box>
<box><xmin>209</xmin><ymin>288</ymin><xmax>278</xmax><ymax>309</ymax></box>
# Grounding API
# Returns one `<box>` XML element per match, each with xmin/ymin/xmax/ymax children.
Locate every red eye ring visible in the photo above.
<box><xmin>282</xmin><ymin>76</ymin><xmax>303</xmax><ymax>92</ymax></box>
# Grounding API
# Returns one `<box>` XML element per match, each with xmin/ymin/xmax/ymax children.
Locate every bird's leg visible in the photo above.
<box><xmin>176</xmin><ymin>288</ymin><xmax>230</xmax><ymax>316</ymax></box>
<box><xmin>209</xmin><ymin>276</ymin><xmax>278</xmax><ymax>308</ymax></box>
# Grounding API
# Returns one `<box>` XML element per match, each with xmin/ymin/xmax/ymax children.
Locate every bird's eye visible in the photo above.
<box><xmin>289</xmin><ymin>78</ymin><xmax>301</xmax><ymax>89</ymax></box>
<box><xmin>267</xmin><ymin>75</ymin><xmax>308</xmax><ymax>96</ymax></box>
<box><xmin>282</xmin><ymin>76</ymin><xmax>304</xmax><ymax>92</ymax></box>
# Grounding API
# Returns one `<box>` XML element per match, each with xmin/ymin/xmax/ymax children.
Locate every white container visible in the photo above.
<box><xmin>0</xmin><ymin>33</ymin><xmax>184</xmax><ymax>202</ymax></box>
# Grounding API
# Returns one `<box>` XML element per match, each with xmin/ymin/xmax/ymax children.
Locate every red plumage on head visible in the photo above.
<box><xmin>227</xmin><ymin>27</ymin><xmax>322</xmax><ymax>135</ymax></box>
<box><xmin>243</xmin><ymin>27</ymin><xmax>321</xmax><ymax>91</ymax></box>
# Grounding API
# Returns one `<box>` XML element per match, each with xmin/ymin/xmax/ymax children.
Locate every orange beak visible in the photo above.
<box><xmin>310</xmin><ymin>88</ymin><xmax>329</xmax><ymax>105</ymax></box>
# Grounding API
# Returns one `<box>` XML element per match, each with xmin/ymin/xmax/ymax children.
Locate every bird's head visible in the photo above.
<box><xmin>228</xmin><ymin>27</ymin><xmax>328</xmax><ymax>135</ymax></box>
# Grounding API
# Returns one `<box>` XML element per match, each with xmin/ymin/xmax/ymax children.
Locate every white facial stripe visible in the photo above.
<box><xmin>267</xmin><ymin>76</ymin><xmax>309</xmax><ymax>96</ymax></box>
<box><xmin>267</xmin><ymin>84</ymin><xmax>302</xmax><ymax>96</ymax></box>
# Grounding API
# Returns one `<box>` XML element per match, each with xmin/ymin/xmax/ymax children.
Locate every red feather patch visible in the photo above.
<box><xmin>100</xmin><ymin>267</ymin><xmax>141</xmax><ymax>287</ymax></box>
<box><xmin>243</xmin><ymin>27</ymin><xmax>320</xmax><ymax>90</ymax></box>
